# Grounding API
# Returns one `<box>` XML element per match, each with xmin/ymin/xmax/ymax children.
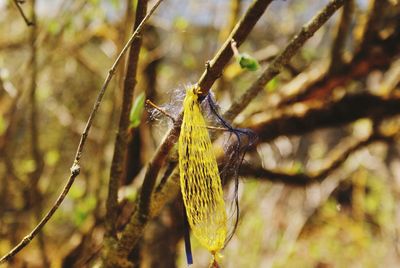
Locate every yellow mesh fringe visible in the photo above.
<box><xmin>178</xmin><ymin>86</ymin><xmax>227</xmax><ymax>253</ymax></box>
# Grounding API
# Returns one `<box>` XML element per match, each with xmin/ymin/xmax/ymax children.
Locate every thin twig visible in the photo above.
<box><xmin>217</xmin><ymin>0</ymin><xmax>242</xmax><ymax>93</ymax></box>
<box><xmin>146</xmin><ymin>99</ymin><xmax>176</xmax><ymax>122</ymax></box>
<box><xmin>225</xmin><ymin>0</ymin><xmax>345</xmax><ymax>121</ymax></box>
<box><xmin>13</xmin><ymin>0</ymin><xmax>34</xmax><ymax>26</ymax></box>
<box><xmin>0</xmin><ymin>0</ymin><xmax>163</xmax><ymax>264</ymax></box>
<box><xmin>146</xmin><ymin>99</ymin><xmax>229</xmax><ymax>132</ymax></box>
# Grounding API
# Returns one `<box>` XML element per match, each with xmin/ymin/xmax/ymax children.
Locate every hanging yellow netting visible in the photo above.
<box><xmin>178</xmin><ymin>85</ymin><xmax>227</xmax><ymax>255</ymax></box>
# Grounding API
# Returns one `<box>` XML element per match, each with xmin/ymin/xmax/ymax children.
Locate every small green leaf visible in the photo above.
<box><xmin>236</xmin><ymin>53</ymin><xmax>259</xmax><ymax>71</ymax></box>
<box><xmin>266</xmin><ymin>77</ymin><xmax>279</xmax><ymax>92</ymax></box>
<box><xmin>129</xmin><ymin>92</ymin><xmax>146</xmax><ymax>128</ymax></box>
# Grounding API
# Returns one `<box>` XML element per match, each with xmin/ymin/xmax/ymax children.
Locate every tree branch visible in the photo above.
<box><xmin>197</xmin><ymin>0</ymin><xmax>274</xmax><ymax>96</ymax></box>
<box><xmin>13</xmin><ymin>0</ymin><xmax>34</xmax><ymax>26</ymax></box>
<box><xmin>27</xmin><ymin>1</ymin><xmax>49</xmax><ymax>266</ymax></box>
<box><xmin>0</xmin><ymin>0</ymin><xmax>163</xmax><ymax>264</ymax></box>
<box><xmin>358</xmin><ymin>0</ymin><xmax>386</xmax><ymax>53</ymax></box>
<box><xmin>105</xmin><ymin>0</ymin><xmax>148</xmax><ymax>240</ymax></box>
<box><xmin>277</xmin><ymin>5</ymin><xmax>400</xmax><ymax>107</ymax></box>
<box><xmin>225</xmin><ymin>0</ymin><xmax>345</xmax><ymax>121</ymax></box>
<box><xmin>240</xmin><ymin>133</ymin><xmax>391</xmax><ymax>185</ymax></box>
<box><xmin>247</xmin><ymin>93</ymin><xmax>400</xmax><ymax>143</ymax></box>
<box><xmin>108</xmin><ymin>0</ymin><xmax>275</xmax><ymax>265</ymax></box>
<box><xmin>328</xmin><ymin>0</ymin><xmax>354</xmax><ymax>73</ymax></box>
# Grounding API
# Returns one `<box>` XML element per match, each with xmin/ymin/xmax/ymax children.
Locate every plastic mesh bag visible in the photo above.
<box><xmin>178</xmin><ymin>85</ymin><xmax>227</xmax><ymax>254</ymax></box>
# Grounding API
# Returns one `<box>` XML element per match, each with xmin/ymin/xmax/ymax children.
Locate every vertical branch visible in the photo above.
<box><xmin>105</xmin><ymin>0</ymin><xmax>148</xmax><ymax>239</ymax></box>
<box><xmin>329</xmin><ymin>0</ymin><xmax>354</xmax><ymax>73</ymax></box>
<box><xmin>28</xmin><ymin>1</ymin><xmax>49</xmax><ymax>266</ymax></box>
<box><xmin>124</xmin><ymin>25</ymin><xmax>162</xmax><ymax>185</ymax></box>
<box><xmin>28</xmin><ymin>0</ymin><xmax>42</xmax><ymax>186</ymax></box>
<box><xmin>358</xmin><ymin>0</ymin><xmax>386</xmax><ymax>52</ymax></box>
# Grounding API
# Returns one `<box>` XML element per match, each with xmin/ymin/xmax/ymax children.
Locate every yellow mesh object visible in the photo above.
<box><xmin>178</xmin><ymin>86</ymin><xmax>227</xmax><ymax>253</ymax></box>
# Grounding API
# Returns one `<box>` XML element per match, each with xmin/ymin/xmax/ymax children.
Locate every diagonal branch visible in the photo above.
<box><xmin>225</xmin><ymin>0</ymin><xmax>345</xmax><ymax>121</ymax></box>
<box><xmin>247</xmin><ymin>93</ymin><xmax>400</xmax><ymax>143</ymax></box>
<box><xmin>240</xmin><ymin>133</ymin><xmax>391</xmax><ymax>185</ymax></box>
<box><xmin>0</xmin><ymin>0</ymin><xmax>164</xmax><ymax>264</ymax></box>
<box><xmin>197</xmin><ymin>0</ymin><xmax>274</xmax><ymax>96</ymax></box>
<box><xmin>13</xmin><ymin>0</ymin><xmax>34</xmax><ymax>26</ymax></box>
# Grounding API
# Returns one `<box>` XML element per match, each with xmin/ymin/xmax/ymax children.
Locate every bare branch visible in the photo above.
<box><xmin>105</xmin><ymin>3</ymin><xmax>347</xmax><ymax>265</ymax></box>
<box><xmin>225</xmin><ymin>0</ymin><xmax>345</xmax><ymax>121</ymax></box>
<box><xmin>13</xmin><ymin>0</ymin><xmax>34</xmax><ymax>26</ymax></box>
<box><xmin>248</xmin><ymin>94</ymin><xmax>400</xmax><ymax>143</ymax></box>
<box><xmin>105</xmin><ymin>0</ymin><xmax>149</xmax><ymax>240</ymax></box>
<box><xmin>329</xmin><ymin>0</ymin><xmax>354</xmax><ymax>73</ymax></box>
<box><xmin>197</xmin><ymin>0</ymin><xmax>274</xmax><ymax>96</ymax></box>
<box><xmin>358</xmin><ymin>0</ymin><xmax>386</xmax><ymax>52</ymax></box>
<box><xmin>0</xmin><ymin>0</ymin><xmax>164</xmax><ymax>263</ymax></box>
<box><xmin>240</xmin><ymin>134</ymin><xmax>390</xmax><ymax>185</ymax></box>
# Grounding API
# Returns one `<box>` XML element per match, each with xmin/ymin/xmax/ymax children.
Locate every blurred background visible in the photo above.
<box><xmin>1</xmin><ymin>0</ymin><xmax>400</xmax><ymax>267</ymax></box>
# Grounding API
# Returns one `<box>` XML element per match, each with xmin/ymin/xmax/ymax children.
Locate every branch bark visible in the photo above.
<box><xmin>106</xmin><ymin>1</ymin><xmax>275</xmax><ymax>266</ymax></box>
<box><xmin>105</xmin><ymin>3</ymin><xmax>347</xmax><ymax>266</ymax></box>
<box><xmin>328</xmin><ymin>0</ymin><xmax>354</xmax><ymax>73</ymax></box>
<box><xmin>197</xmin><ymin>0</ymin><xmax>274</xmax><ymax>96</ymax></box>
<box><xmin>13</xmin><ymin>0</ymin><xmax>34</xmax><ymax>26</ymax></box>
<box><xmin>225</xmin><ymin>0</ymin><xmax>345</xmax><ymax>121</ymax></box>
<box><xmin>240</xmin><ymin>133</ymin><xmax>391</xmax><ymax>185</ymax></box>
<box><xmin>0</xmin><ymin>0</ymin><xmax>163</xmax><ymax>264</ymax></box>
<box><xmin>248</xmin><ymin>93</ymin><xmax>400</xmax><ymax>143</ymax></box>
<box><xmin>105</xmin><ymin>0</ymin><xmax>148</xmax><ymax>240</ymax></box>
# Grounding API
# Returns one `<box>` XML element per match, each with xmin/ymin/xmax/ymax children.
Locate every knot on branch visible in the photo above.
<box><xmin>70</xmin><ymin>163</ymin><xmax>81</xmax><ymax>176</ymax></box>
